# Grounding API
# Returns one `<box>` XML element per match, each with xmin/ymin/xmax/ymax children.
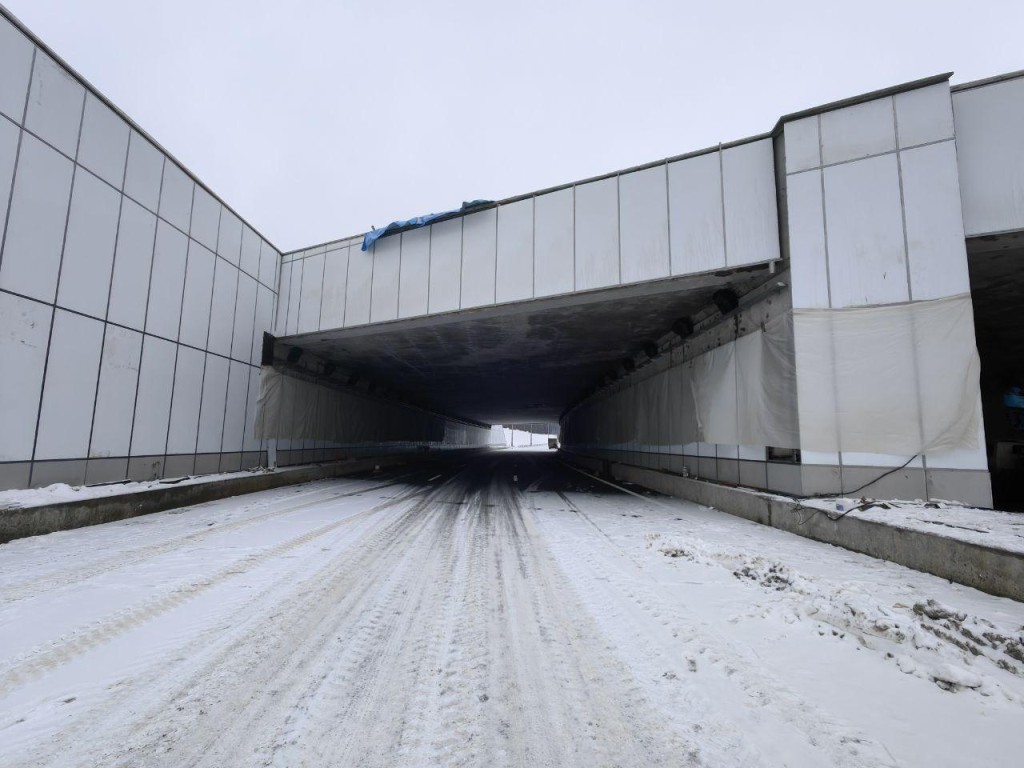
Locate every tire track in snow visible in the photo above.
<box><xmin>0</xmin><ymin>470</ymin><xmax>429</xmax><ymax>606</ymax></box>
<box><xmin>540</xmin><ymin>488</ymin><xmax>900</xmax><ymax>767</ymax></box>
<box><xmin>0</xmin><ymin>481</ymin><xmax>434</xmax><ymax>698</ymax></box>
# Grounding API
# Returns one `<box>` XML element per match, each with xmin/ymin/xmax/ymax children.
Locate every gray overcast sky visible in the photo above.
<box><xmin>6</xmin><ymin>0</ymin><xmax>1022</xmax><ymax>252</ymax></box>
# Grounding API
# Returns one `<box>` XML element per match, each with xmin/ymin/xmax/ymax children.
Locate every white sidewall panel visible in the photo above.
<box><xmin>900</xmin><ymin>141</ymin><xmax>970</xmax><ymax>300</ymax></box>
<box><xmin>0</xmin><ymin>292</ymin><xmax>51</xmax><ymax>461</ymax></box>
<box><xmin>90</xmin><ymin>325</ymin><xmax>142</xmax><ymax>458</ymax></box>
<box><xmin>619</xmin><ymin>165</ymin><xmax>670</xmax><ymax>284</ymax></box>
<box><xmin>823</xmin><ymin>154</ymin><xmax>908</xmax><ymax>308</ymax></box>
<box><xmin>722</xmin><ymin>139</ymin><xmax>780</xmax><ymax>267</ymax></box>
<box><xmin>460</xmin><ymin>209</ymin><xmax>497</xmax><ymax>309</ymax></box>
<box><xmin>298</xmin><ymin>251</ymin><xmax>325</xmax><ymax>332</ymax></box>
<box><xmin>398</xmin><ymin>229</ymin><xmax>429</xmax><ymax>318</ymax></box>
<box><xmin>533</xmin><ymin>189</ymin><xmax>574</xmax><ymax>298</ymax></box>
<box><xmin>145</xmin><ymin>221</ymin><xmax>188</xmax><ymax>340</ymax></box>
<box><xmin>369</xmin><ymin>236</ymin><xmax>400</xmax><ymax>322</ymax></box>
<box><xmin>56</xmin><ymin>168</ymin><xmax>120</xmax><ymax>318</ymax></box>
<box><xmin>35</xmin><ymin>310</ymin><xmax>104</xmax><ymax>460</ymax></box>
<box><xmin>166</xmin><ymin>345</ymin><xmax>205</xmax><ymax>454</ymax></box>
<box><xmin>320</xmin><ymin>246</ymin><xmax>349</xmax><ymax>329</ymax></box>
<box><xmin>427</xmin><ymin>219</ymin><xmax>462</xmax><ymax>314</ymax></box>
<box><xmin>107</xmin><ymin>198</ymin><xmax>156</xmax><ymax>330</ymax></box>
<box><xmin>496</xmin><ymin>199</ymin><xmax>534</xmax><ymax>303</ymax></box>
<box><xmin>574</xmin><ymin>177</ymin><xmax>619</xmax><ymax>290</ymax></box>
<box><xmin>785</xmin><ymin>169</ymin><xmax>830</xmax><ymax>309</ymax></box>
<box><xmin>668</xmin><ymin>152</ymin><xmax>725</xmax><ymax>275</ymax></box>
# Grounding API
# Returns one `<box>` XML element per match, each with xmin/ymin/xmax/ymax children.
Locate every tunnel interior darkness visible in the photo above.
<box><xmin>968</xmin><ymin>234</ymin><xmax>1024</xmax><ymax>510</ymax></box>
<box><xmin>281</xmin><ymin>265</ymin><xmax>774</xmax><ymax>427</ymax></box>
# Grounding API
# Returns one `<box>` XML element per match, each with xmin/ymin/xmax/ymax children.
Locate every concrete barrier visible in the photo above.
<box><xmin>563</xmin><ymin>451</ymin><xmax>1024</xmax><ymax>603</ymax></box>
<box><xmin>0</xmin><ymin>450</ymin><xmax>482</xmax><ymax>544</ymax></box>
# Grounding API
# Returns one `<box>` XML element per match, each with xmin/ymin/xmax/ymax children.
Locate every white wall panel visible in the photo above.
<box><xmin>165</xmin><ymin>345</ymin><xmax>205</xmax><ymax>454</ymax></box>
<box><xmin>197</xmin><ymin>354</ymin><xmax>229</xmax><ymax>453</ymax></box>
<box><xmin>894</xmin><ymin>83</ymin><xmax>954</xmax><ymax>149</ymax></box>
<box><xmin>253</xmin><ymin>285</ymin><xmax>273</xmax><ymax>363</ymax></box>
<box><xmin>285</xmin><ymin>259</ymin><xmax>301</xmax><ymax>334</ymax></box>
<box><xmin>158</xmin><ymin>161</ymin><xmax>193</xmax><ymax>233</ymax></box>
<box><xmin>900</xmin><ymin>141</ymin><xmax>970</xmax><ymax>300</ymax></box>
<box><xmin>820</xmin><ymin>97</ymin><xmax>895</xmax><ymax>166</ymax></box>
<box><xmin>222</xmin><ymin>361</ymin><xmax>249</xmax><ymax>452</ymax></box>
<box><xmin>574</xmin><ymin>177</ymin><xmax>619</xmax><ymax>290</ymax></box>
<box><xmin>784</xmin><ymin>116</ymin><xmax>820</xmax><ymax>173</ymax></box>
<box><xmin>35</xmin><ymin>310</ymin><xmax>103</xmax><ymax>460</ymax></box>
<box><xmin>668</xmin><ymin>152</ymin><xmax>725</xmax><ymax>275</ymax></box>
<box><xmin>259</xmin><ymin>239</ymin><xmax>279</xmax><ymax>288</ymax></box>
<box><xmin>240</xmin><ymin>224</ymin><xmax>260</xmax><ymax>278</ymax></box>
<box><xmin>370</xmin><ymin>236</ymin><xmax>400</xmax><ymax>322</ymax></box>
<box><xmin>0</xmin><ymin>134</ymin><xmax>73</xmax><ymax>302</ymax></box>
<box><xmin>123</xmin><ymin>131</ymin><xmax>163</xmax><ymax>212</ymax></box>
<box><xmin>242</xmin><ymin>366</ymin><xmax>261</xmax><ymax>452</ymax></box>
<box><xmin>89</xmin><ymin>325</ymin><xmax>141</xmax><ymax>458</ymax></box>
<box><xmin>178</xmin><ymin>240</ymin><xmax>215</xmax><ymax>348</ymax></box>
<box><xmin>785</xmin><ymin>169</ymin><xmax>830</xmax><ymax>309</ymax></box>
<box><xmin>107</xmin><ymin>198</ymin><xmax>155</xmax><ymax>330</ymax></box>
<box><xmin>0</xmin><ymin>119</ymin><xmax>16</xmax><ymax>248</ymax></box>
<box><xmin>0</xmin><ymin>15</ymin><xmax>33</xmax><ymax>124</ymax></box>
<box><xmin>24</xmin><ymin>52</ymin><xmax>84</xmax><ymax>158</ymax></box>
<box><xmin>952</xmin><ymin>79</ymin><xmax>1024</xmax><ymax>235</ymax></box>
<box><xmin>145</xmin><ymin>221</ymin><xmax>188</xmax><ymax>339</ymax></box>
<box><xmin>0</xmin><ymin>292</ymin><xmax>51</xmax><ymax>461</ymax></box>
<box><xmin>56</xmin><ymin>169</ymin><xmax>120</xmax><ymax>317</ymax></box>
<box><xmin>495</xmin><ymin>199</ymin><xmax>534</xmax><ymax>303</ymax></box>
<box><xmin>619</xmin><ymin>166</ymin><xmax>670</xmax><ymax>284</ymax></box>
<box><xmin>534</xmin><ymin>188</ymin><xmax>574</xmax><ymax>298</ymax></box>
<box><xmin>345</xmin><ymin>245</ymin><xmax>374</xmax><ymax>326</ymax></box>
<box><xmin>217</xmin><ymin>209</ymin><xmax>242</xmax><ymax>265</ymax></box>
<box><xmin>460</xmin><ymin>209</ymin><xmax>497</xmax><ymax>309</ymax></box>
<box><xmin>274</xmin><ymin>259</ymin><xmax>291</xmax><ymax>334</ymax></box>
<box><xmin>189</xmin><ymin>186</ymin><xmax>220</xmax><ymax>252</ymax></box>
<box><xmin>320</xmin><ymin>246</ymin><xmax>349</xmax><ymax>329</ymax></box>
<box><xmin>208</xmin><ymin>258</ymin><xmax>238</xmax><ymax>355</ymax></box>
<box><xmin>77</xmin><ymin>94</ymin><xmax>128</xmax><ymax>189</ymax></box>
<box><xmin>298</xmin><ymin>251</ymin><xmax>325</xmax><ymax>332</ymax></box>
<box><xmin>232</xmin><ymin>273</ymin><xmax>257</xmax><ymax>362</ymax></box>
<box><xmin>823</xmin><ymin>154</ymin><xmax>908</xmax><ymax>308</ymax></box>
<box><xmin>398</xmin><ymin>229</ymin><xmax>429</xmax><ymax>318</ymax></box>
<box><xmin>723</xmin><ymin>139</ymin><xmax>780</xmax><ymax>267</ymax></box>
<box><xmin>428</xmin><ymin>218</ymin><xmax>461</xmax><ymax>313</ymax></box>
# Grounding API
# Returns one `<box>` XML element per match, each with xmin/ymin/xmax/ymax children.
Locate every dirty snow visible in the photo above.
<box><xmin>0</xmin><ymin>468</ymin><xmax>274</xmax><ymax>510</ymax></box>
<box><xmin>1</xmin><ymin>453</ymin><xmax>1022</xmax><ymax>767</ymax></box>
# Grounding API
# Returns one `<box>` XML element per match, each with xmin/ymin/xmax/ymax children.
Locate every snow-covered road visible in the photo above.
<box><xmin>2</xmin><ymin>451</ymin><xmax>1022</xmax><ymax>766</ymax></box>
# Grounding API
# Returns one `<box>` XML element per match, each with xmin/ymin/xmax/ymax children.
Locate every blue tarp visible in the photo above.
<box><xmin>361</xmin><ymin>200</ymin><xmax>493</xmax><ymax>251</ymax></box>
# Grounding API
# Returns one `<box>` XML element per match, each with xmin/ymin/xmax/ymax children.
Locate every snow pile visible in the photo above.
<box><xmin>0</xmin><ymin>469</ymin><xmax>272</xmax><ymax>510</ymax></box>
<box><xmin>645</xmin><ymin>531</ymin><xmax>1024</xmax><ymax>700</ymax></box>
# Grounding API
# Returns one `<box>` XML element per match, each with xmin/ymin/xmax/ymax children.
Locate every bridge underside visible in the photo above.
<box><xmin>277</xmin><ymin>265</ymin><xmax>773</xmax><ymax>426</ymax></box>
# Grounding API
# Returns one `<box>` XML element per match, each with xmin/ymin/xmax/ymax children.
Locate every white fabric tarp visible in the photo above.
<box><xmin>254</xmin><ymin>367</ymin><xmax>491</xmax><ymax>446</ymax></box>
<box><xmin>793</xmin><ymin>293</ymin><xmax>981</xmax><ymax>454</ymax></box>
<box><xmin>563</xmin><ymin>312</ymin><xmax>799</xmax><ymax>450</ymax></box>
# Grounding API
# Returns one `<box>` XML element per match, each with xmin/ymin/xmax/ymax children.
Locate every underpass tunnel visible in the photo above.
<box><xmin>967</xmin><ymin>233</ymin><xmax>1024</xmax><ymax>510</ymax></box>
<box><xmin>256</xmin><ymin>259</ymin><xmax>787</xmax><ymax>472</ymax></box>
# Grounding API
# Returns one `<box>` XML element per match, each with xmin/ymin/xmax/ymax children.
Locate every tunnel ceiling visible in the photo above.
<box><xmin>288</xmin><ymin>268</ymin><xmax>774</xmax><ymax>425</ymax></box>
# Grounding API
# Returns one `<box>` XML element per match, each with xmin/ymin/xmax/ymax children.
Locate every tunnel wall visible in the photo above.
<box><xmin>781</xmin><ymin>77</ymin><xmax>991</xmax><ymax>506</ymax></box>
<box><xmin>0</xmin><ymin>10</ymin><xmax>281</xmax><ymax>490</ymax></box>
<box><xmin>274</xmin><ymin>137</ymin><xmax>781</xmax><ymax>338</ymax></box>
<box><xmin>561</xmin><ymin>289</ymin><xmax>804</xmax><ymax>494</ymax></box>
<box><xmin>254</xmin><ymin>367</ymin><xmax>496</xmax><ymax>465</ymax></box>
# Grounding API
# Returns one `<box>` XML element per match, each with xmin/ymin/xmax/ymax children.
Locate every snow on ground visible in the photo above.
<box><xmin>795</xmin><ymin>496</ymin><xmax>1024</xmax><ymax>555</ymax></box>
<box><xmin>1</xmin><ymin>453</ymin><xmax>1022</xmax><ymax>767</ymax></box>
<box><xmin>0</xmin><ymin>468</ymin><xmax>274</xmax><ymax>510</ymax></box>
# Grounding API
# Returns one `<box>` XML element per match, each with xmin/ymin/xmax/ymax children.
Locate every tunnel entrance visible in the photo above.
<box><xmin>968</xmin><ymin>234</ymin><xmax>1024</xmax><ymax>510</ymax></box>
<box><xmin>283</xmin><ymin>267</ymin><xmax>773</xmax><ymax>428</ymax></box>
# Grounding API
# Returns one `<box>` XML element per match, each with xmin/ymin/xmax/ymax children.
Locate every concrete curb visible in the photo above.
<box><xmin>563</xmin><ymin>452</ymin><xmax>1024</xmax><ymax>604</ymax></box>
<box><xmin>0</xmin><ymin>451</ymin><xmax>480</xmax><ymax>544</ymax></box>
